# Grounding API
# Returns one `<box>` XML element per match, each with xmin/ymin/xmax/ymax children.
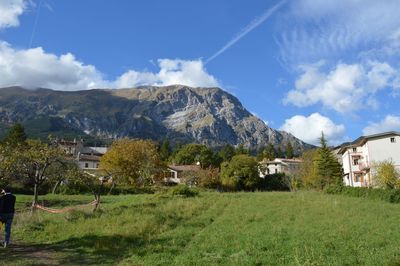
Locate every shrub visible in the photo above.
<box><xmin>170</xmin><ymin>185</ymin><xmax>199</xmax><ymax>197</ymax></box>
<box><xmin>257</xmin><ymin>173</ymin><xmax>291</xmax><ymax>191</ymax></box>
<box><xmin>326</xmin><ymin>186</ymin><xmax>400</xmax><ymax>204</ymax></box>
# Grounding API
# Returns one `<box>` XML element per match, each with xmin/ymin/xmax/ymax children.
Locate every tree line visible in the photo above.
<box><xmin>0</xmin><ymin>123</ymin><xmax>346</xmax><ymax>210</ymax></box>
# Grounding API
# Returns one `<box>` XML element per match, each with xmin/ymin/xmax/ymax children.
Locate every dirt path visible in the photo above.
<box><xmin>0</xmin><ymin>241</ymin><xmax>61</xmax><ymax>266</ymax></box>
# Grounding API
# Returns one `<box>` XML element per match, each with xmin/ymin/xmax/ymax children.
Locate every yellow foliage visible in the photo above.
<box><xmin>100</xmin><ymin>138</ymin><xmax>163</xmax><ymax>186</ymax></box>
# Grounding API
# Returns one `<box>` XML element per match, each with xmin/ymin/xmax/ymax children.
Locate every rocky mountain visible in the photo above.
<box><xmin>0</xmin><ymin>85</ymin><xmax>313</xmax><ymax>153</ymax></box>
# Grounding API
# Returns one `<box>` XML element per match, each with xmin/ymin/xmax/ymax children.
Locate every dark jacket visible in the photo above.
<box><xmin>0</xmin><ymin>193</ymin><xmax>16</xmax><ymax>214</ymax></box>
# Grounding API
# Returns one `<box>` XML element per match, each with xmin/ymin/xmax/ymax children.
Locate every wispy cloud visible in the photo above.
<box><xmin>276</xmin><ymin>0</ymin><xmax>400</xmax><ymax>66</ymax></box>
<box><xmin>205</xmin><ymin>0</ymin><xmax>287</xmax><ymax>64</ymax></box>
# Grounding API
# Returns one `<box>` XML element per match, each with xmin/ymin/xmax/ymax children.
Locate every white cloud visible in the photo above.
<box><xmin>0</xmin><ymin>41</ymin><xmax>219</xmax><ymax>90</ymax></box>
<box><xmin>116</xmin><ymin>59</ymin><xmax>219</xmax><ymax>88</ymax></box>
<box><xmin>284</xmin><ymin>61</ymin><xmax>400</xmax><ymax>113</ymax></box>
<box><xmin>0</xmin><ymin>0</ymin><xmax>27</xmax><ymax>29</ymax></box>
<box><xmin>0</xmin><ymin>41</ymin><xmax>107</xmax><ymax>90</ymax></box>
<box><xmin>280</xmin><ymin>113</ymin><xmax>345</xmax><ymax>145</ymax></box>
<box><xmin>363</xmin><ymin>115</ymin><xmax>400</xmax><ymax>135</ymax></box>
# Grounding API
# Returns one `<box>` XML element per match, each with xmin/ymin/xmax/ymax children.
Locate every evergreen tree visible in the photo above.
<box><xmin>2</xmin><ymin>123</ymin><xmax>27</xmax><ymax>147</ymax></box>
<box><xmin>159</xmin><ymin>138</ymin><xmax>171</xmax><ymax>161</ymax></box>
<box><xmin>276</xmin><ymin>146</ymin><xmax>283</xmax><ymax>158</ymax></box>
<box><xmin>315</xmin><ymin>133</ymin><xmax>342</xmax><ymax>189</ymax></box>
<box><xmin>235</xmin><ymin>144</ymin><xmax>249</xmax><ymax>155</ymax></box>
<box><xmin>218</xmin><ymin>144</ymin><xmax>236</xmax><ymax>162</ymax></box>
<box><xmin>264</xmin><ymin>143</ymin><xmax>276</xmax><ymax>160</ymax></box>
<box><xmin>286</xmin><ymin>142</ymin><xmax>294</xmax><ymax>159</ymax></box>
<box><xmin>256</xmin><ymin>146</ymin><xmax>266</xmax><ymax>161</ymax></box>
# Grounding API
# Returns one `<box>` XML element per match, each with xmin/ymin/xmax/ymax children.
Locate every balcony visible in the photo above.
<box><xmin>358</xmin><ymin>161</ymin><xmax>370</xmax><ymax>170</ymax></box>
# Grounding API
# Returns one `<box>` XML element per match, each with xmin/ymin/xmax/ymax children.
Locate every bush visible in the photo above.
<box><xmin>257</xmin><ymin>173</ymin><xmax>291</xmax><ymax>191</ymax></box>
<box><xmin>326</xmin><ymin>186</ymin><xmax>400</xmax><ymax>204</ymax></box>
<box><xmin>170</xmin><ymin>185</ymin><xmax>199</xmax><ymax>197</ymax></box>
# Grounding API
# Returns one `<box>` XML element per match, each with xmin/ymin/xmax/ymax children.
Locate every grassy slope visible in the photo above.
<box><xmin>2</xmin><ymin>192</ymin><xmax>400</xmax><ymax>265</ymax></box>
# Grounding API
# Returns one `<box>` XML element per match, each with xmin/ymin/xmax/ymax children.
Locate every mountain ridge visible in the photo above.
<box><xmin>0</xmin><ymin>85</ymin><xmax>313</xmax><ymax>153</ymax></box>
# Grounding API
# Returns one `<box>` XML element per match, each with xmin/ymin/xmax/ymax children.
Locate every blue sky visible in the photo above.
<box><xmin>1</xmin><ymin>0</ymin><xmax>400</xmax><ymax>145</ymax></box>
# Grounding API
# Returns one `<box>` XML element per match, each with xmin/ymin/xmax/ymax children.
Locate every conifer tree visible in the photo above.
<box><xmin>159</xmin><ymin>138</ymin><xmax>171</xmax><ymax>161</ymax></box>
<box><xmin>2</xmin><ymin>123</ymin><xmax>27</xmax><ymax>147</ymax></box>
<box><xmin>286</xmin><ymin>142</ymin><xmax>294</xmax><ymax>159</ymax></box>
<box><xmin>315</xmin><ymin>133</ymin><xmax>342</xmax><ymax>189</ymax></box>
<box><xmin>264</xmin><ymin>143</ymin><xmax>276</xmax><ymax>160</ymax></box>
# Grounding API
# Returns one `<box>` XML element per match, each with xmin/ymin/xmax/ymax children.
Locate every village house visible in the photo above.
<box><xmin>259</xmin><ymin>158</ymin><xmax>302</xmax><ymax>177</ymax></box>
<box><xmin>56</xmin><ymin>138</ymin><xmax>108</xmax><ymax>170</ymax></box>
<box><xmin>336</xmin><ymin>131</ymin><xmax>400</xmax><ymax>187</ymax></box>
<box><xmin>165</xmin><ymin>164</ymin><xmax>202</xmax><ymax>184</ymax></box>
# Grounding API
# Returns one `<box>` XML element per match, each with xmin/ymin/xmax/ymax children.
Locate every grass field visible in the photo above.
<box><xmin>1</xmin><ymin>191</ymin><xmax>400</xmax><ymax>265</ymax></box>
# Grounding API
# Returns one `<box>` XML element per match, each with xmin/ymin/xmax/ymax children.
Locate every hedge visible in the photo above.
<box><xmin>326</xmin><ymin>186</ymin><xmax>400</xmax><ymax>203</ymax></box>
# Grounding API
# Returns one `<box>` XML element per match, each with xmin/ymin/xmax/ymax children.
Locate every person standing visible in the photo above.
<box><xmin>0</xmin><ymin>187</ymin><xmax>16</xmax><ymax>248</ymax></box>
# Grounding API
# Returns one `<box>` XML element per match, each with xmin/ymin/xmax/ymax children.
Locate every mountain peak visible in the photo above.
<box><xmin>0</xmin><ymin>86</ymin><xmax>312</xmax><ymax>152</ymax></box>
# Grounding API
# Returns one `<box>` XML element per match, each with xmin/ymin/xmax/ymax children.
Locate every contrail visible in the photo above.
<box><xmin>205</xmin><ymin>0</ymin><xmax>287</xmax><ymax>64</ymax></box>
<box><xmin>29</xmin><ymin>0</ymin><xmax>44</xmax><ymax>48</ymax></box>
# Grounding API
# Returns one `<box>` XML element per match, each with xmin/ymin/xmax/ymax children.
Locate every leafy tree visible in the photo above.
<box><xmin>298</xmin><ymin>149</ymin><xmax>319</xmax><ymax>188</ymax></box>
<box><xmin>2</xmin><ymin>123</ymin><xmax>27</xmax><ymax>147</ymax></box>
<box><xmin>159</xmin><ymin>138</ymin><xmax>171</xmax><ymax>161</ymax></box>
<box><xmin>172</xmin><ymin>143</ymin><xmax>218</xmax><ymax>168</ymax></box>
<box><xmin>314</xmin><ymin>133</ymin><xmax>342</xmax><ymax>189</ymax></box>
<box><xmin>286</xmin><ymin>142</ymin><xmax>294</xmax><ymax>159</ymax></box>
<box><xmin>0</xmin><ymin>139</ymin><xmax>66</xmax><ymax>209</ymax></box>
<box><xmin>100</xmin><ymin>138</ymin><xmax>163</xmax><ymax>187</ymax></box>
<box><xmin>196</xmin><ymin>167</ymin><xmax>221</xmax><ymax>189</ymax></box>
<box><xmin>220</xmin><ymin>154</ymin><xmax>259</xmax><ymax>191</ymax></box>
<box><xmin>218</xmin><ymin>144</ymin><xmax>236</xmax><ymax>162</ymax></box>
<box><xmin>373</xmin><ymin>160</ymin><xmax>400</xmax><ymax>189</ymax></box>
<box><xmin>264</xmin><ymin>143</ymin><xmax>276</xmax><ymax>161</ymax></box>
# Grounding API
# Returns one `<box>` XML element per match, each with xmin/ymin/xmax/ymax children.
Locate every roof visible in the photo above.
<box><xmin>80</xmin><ymin>147</ymin><xmax>108</xmax><ymax>155</ymax></box>
<box><xmin>168</xmin><ymin>165</ymin><xmax>201</xmax><ymax>172</ymax></box>
<box><xmin>337</xmin><ymin>131</ymin><xmax>400</xmax><ymax>154</ymax></box>
<box><xmin>79</xmin><ymin>154</ymin><xmax>102</xmax><ymax>162</ymax></box>
<box><xmin>260</xmin><ymin>158</ymin><xmax>302</xmax><ymax>164</ymax></box>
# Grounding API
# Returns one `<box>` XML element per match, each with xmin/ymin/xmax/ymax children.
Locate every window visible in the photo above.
<box><xmin>352</xmin><ymin>156</ymin><xmax>360</xmax><ymax>165</ymax></box>
<box><xmin>352</xmin><ymin>148</ymin><xmax>357</xmax><ymax>152</ymax></box>
<box><xmin>275</xmin><ymin>169</ymin><xmax>278</xmax><ymax>174</ymax></box>
<box><xmin>85</xmin><ymin>163</ymin><xmax>89</xmax><ymax>168</ymax></box>
<box><xmin>390</xmin><ymin>137</ymin><xmax>396</xmax><ymax>143</ymax></box>
<box><xmin>354</xmin><ymin>174</ymin><xmax>364</xmax><ymax>183</ymax></box>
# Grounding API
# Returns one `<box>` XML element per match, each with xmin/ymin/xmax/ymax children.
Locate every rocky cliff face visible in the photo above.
<box><xmin>0</xmin><ymin>85</ymin><xmax>313</xmax><ymax>153</ymax></box>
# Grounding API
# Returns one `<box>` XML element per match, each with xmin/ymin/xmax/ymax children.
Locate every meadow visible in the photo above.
<box><xmin>1</xmin><ymin>191</ymin><xmax>400</xmax><ymax>265</ymax></box>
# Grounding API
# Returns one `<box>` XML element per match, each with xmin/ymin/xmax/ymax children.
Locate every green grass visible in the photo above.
<box><xmin>2</xmin><ymin>191</ymin><xmax>400</xmax><ymax>265</ymax></box>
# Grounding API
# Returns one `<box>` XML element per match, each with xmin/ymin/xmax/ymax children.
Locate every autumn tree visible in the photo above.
<box><xmin>220</xmin><ymin>154</ymin><xmax>259</xmax><ymax>191</ymax></box>
<box><xmin>100</xmin><ymin>139</ymin><xmax>164</xmax><ymax>187</ymax></box>
<box><xmin>297</xmin><ymin>149</ymin><xmax>318</xmax><ymax>188</ymax></box>
<box><xmin>373</xmin><ymin>160</ymin><xmax>400</xmax><ymax>189</ymax></box>
<box><xmin>0</xmin><ymin>139</ymin><xmax>66</xmax><ymax>209</ymax></box>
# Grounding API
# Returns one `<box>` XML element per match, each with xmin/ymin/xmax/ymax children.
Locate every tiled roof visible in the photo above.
<box><xmin>168</xmin><ymin>165</ymin><xmax>201</xmax><ymax>172</ymax></box>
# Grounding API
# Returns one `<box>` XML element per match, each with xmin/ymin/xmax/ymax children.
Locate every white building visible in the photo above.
<box><xmin>337</xmin><ymin>131</ymin><xmax>400</xmax><ymax>187</ymax></box>
<box><xmin>259</xmin><ymin>158</ymin><xmax>302</xmax><ymax>177</ymax></box>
